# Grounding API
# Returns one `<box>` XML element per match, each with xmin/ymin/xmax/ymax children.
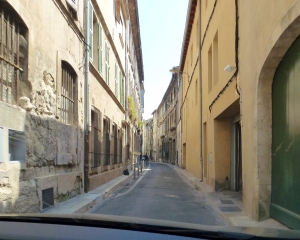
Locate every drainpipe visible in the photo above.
<box><xmin>199</xmin><ymin>0</ymin><xmax>203</xmax><ymax>181</ymax></box>
<box><xmin>125</xmin><ymin>20</ymin><xmax>129</xmax><ymax>168</ymax></box>
<box><xmin>84</xmin><ymin>0</ymin><xmax>90</xmax><ymax>193</ymax></box>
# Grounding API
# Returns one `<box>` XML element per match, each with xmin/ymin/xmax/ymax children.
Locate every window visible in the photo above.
<box><xmin>118</xmin><ymin>128</ymin><xmax>122</xmax><ymax>163</ymax></box>
<box><xmin>208</xmin><ymin>45</ymin><xmax>212</xmax><ymax>92</ymax></box>
<box><xmin>115</xmin><ymin>63</ymin><xmax>118</xmax><ymax>98</ymax></box>
<box><xmin>98</xmin><ymin>23</ymin><xmax>103</xmax><ymax>74</ymax></box>
<box><xmin>105</xmin><ymin>41</ymin><xmax>110</xmax><ymax>84</ymax></box>
<box><xmin>9</xmin><ymin>129</ymin><xmax>25</xmax><ymax>162</ymax></box>
<box><xmin>103</xmin><ymin>117</ymin><xmax>110</xmax><ymax>166</ymax></box>
<box><xmin>92</xmin><ymin>12</ymin><xmax>99</xmax><ymax>67</ymax></box>
<box><xmin>61</xmin><ymin>61</ymin><xmax>77</xmax><ymax>125</ymax></box>
<box><xmin>90</xmin><ymin>108</ymin><xmax>101</xmax><ymax>168</ymax></box>
<box><xmin>66</xmin><ymin>0</ymin><xmax>78</xmax><ymax>18</ymax></box>
<box><xmin>113</xmin><ymin>123</ymin><xmax>118</xmax><ymax>164</ymax></box>
<box><xmin>0</xmin><ymin>3</ymin><xmax>28</xmax><ymax>105</ymax></box>
<box><xmin>120</xmin><ymin>73</ymin><xmax>124</xmax><ymax>106</ymax></box>
<box><xmin>89</xmin><ymin>1</ymin><xmax>93</xmax><ymax>61</ymax></box>
<box><xmin>0</xmin><ymin>127</ymin><xmax>3</xmax><ymax>163</ymax></box>
<box><xmin>213</xmin><ymin>31</ymin><xmax>219</xmax><ymax>85</ymax></box>
<box><xmin>190</xmin><ymin>44</ymin><xmax>193</xmax><ymax>66</ymax></box>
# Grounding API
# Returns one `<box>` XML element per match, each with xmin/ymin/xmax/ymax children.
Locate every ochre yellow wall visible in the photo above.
<box><xmin>182</xmin><ymin>2</ymin><xmax>201</xmax><ymax>179</ymax></box>
<box><xmin>239</xmin><ymin>0</ymin><xmax>299</xmax><ymax>220</ymax></box>
<box><xmin>200</xmin><ymin>0</ymin><xmax>238</xmax><ymax>189</ymax></box>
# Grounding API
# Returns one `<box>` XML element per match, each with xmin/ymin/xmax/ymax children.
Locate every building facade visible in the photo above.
<box><xmin>180</xmin><ymin>0</ymin><xmax>300</xmax><ymax>229</ymax></box>
<box><xmin>142</xmin><ymin>118</ymin><xmax>153</xmax><ymax>158</ymax></box>
<box><xmin>0</xmin><ymin>0</ymin><xmax>144</xmax><ymax>213</ymax></box>
<box><xmin>179</xmin><ymin>0</ymin><xmax>202</xmax><ymax>179</ymax></box>
<box><xmin>86</xmin><ymin>0</ymin><xmax>144</xmax><ymax>191</ymax></box>
<box><xmin>156</xmin><ymin>73</ymin><xmax>179</xmax><ymax>164</ymax></box>
<box><xmin>0</xmin><ymin>0</ymin><xmax>85</xmax><ymax>213</ymax></box>
<box><xmin>239</xmin><ymin>0</ymin><xmax>300</xmax><ymax>229</ymax></box>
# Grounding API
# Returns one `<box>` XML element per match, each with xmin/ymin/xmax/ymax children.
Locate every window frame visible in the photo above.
<box><xmin>8</xmin><ymin>128</ymin><xmax>26</xmax><ymax>162</ymax></box>
<box><xmin>0</xmin><ymin>3</ymin><xmax>28</xmax><ymax>105</ymax></box>
<box><xmin>60</xmin><ymin>61</ymin><xmax>77</xmax><ymax>125</ymax></box>
<box><xmin>105</xmin><ymin>41</ymin><xmax>110</xmax><ymax>84</ymax></box>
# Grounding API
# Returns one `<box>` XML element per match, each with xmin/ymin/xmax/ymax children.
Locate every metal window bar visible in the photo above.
<box><xmin>0</xmin><ymin>5</ymin><xmax>22</xmax><ymax>105</ymax></box>
<box><xmin>113</xmin><ymin>125</ymin><xmax>118</xmax><ymax>164</ymax></box>
<box><xmin>118</xmin><ymin>129</ymin><xmax>122</xmax><ymax>163</ymax></box>
<box><xmin>89</xmin><ymin>108</ymin><xmax>101</xmax><ymax>168</ymax></box>
<box><xmin>102</xmin><ymin>117</ymin><xmax>110</xmax><ymax>166</ymax></box>
<box><xmin>61</xmin><ymin>62</ymin><xmax>76</xmax><ymax>124</ymax></box>
<box><xmin>89</xmin><ymin>126</ymin><xmax>101</xmax><ymax>168</ymax></box>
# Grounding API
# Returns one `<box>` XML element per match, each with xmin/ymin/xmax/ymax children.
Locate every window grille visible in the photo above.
<box><xmin>103</xmin><ymin>117</ymin><xmax>110</xmax><ymax>166</ymax></box>
<box><xmin>42</xmin><ymin>188</ymin><xmax>54</xmax><ymax>209</ymax></box>
<box><xmin>61</xmin><ymin>61</ymin><xmax>76</xmax><ymax>125</ymax></box>
<box><xmin>118</xmin><ymin>128</ymin><xmax>122</xmax><ymax>163</ymax></box>
<box><xmin>113</xmin><ymin>124</ymin><xmax>118</xmax><ymax>164</ymax></box>
<box><xmin>90</xmin><ymin>108</ymin><xmax>101</xmax><ymax>168</ymax></box>
<box><xmin>0</xmin><ymin>4</ymin><xmax>27</xmax><ymax>104</ymax></box>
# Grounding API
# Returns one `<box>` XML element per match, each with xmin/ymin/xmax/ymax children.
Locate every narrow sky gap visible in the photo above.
<box><xmin>138</xmin><ymin>0</ymin><xmax>189</xmax><ymax>119</ymax></box>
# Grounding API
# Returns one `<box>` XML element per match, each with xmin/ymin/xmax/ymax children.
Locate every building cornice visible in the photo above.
<box><xmin>128</xmin><ymin>0</ymin><xmax>144</xmax><ymax>82</ymax></box>
<box><xmin>179</xmin><ymin>0</ymin><xmax>197</xmax><ymax>72</ymax></box>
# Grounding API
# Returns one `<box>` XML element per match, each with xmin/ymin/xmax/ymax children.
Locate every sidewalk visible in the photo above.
<box><xmin>43</xmin><ymin>170</ymin><xmax>135</xmax><ymax>214</ymax></box>
<box><xmin>169</xmin><ymin>164</ymin><xmax>289</xmax><ymax>230</ymax></box>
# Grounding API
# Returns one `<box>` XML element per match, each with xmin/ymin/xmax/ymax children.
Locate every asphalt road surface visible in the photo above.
<box><xmin>91</xmin><ymin>162</ymin><xmax>226</xmax><ymax>226</ymax></box>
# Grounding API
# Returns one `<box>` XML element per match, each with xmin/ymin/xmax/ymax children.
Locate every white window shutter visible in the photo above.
<box><xmin>89</xmin><ymin>1</ymin><xmax>93</xmax><ymax>61</ymax></box>
<box><xmin>98</xmin><ymin>23</ymin><xmax>102</xmax><ymax>73</ymax></box>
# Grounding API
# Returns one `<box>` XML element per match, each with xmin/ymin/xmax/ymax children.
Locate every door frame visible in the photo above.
<box><xmin>230</xmin><ymin>114</ymin><xmax>242</xmax><ymax>191</ymax></box>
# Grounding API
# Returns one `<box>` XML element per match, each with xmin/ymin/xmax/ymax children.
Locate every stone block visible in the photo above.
<box><xmin>57</xmin><ymin>172</ymin><xmax>81</xmax><ymax>195</ymax></box>
<box><xmin>57</xmin><ymin>153</ymin><xmax>75</xmax><ymax>165</ymax></box>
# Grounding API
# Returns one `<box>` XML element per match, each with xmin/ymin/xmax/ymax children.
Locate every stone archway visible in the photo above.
<box><xmin>255</xmin><ymin>2</ymin><xmax>300</xmax><ymax>221</ymax></box>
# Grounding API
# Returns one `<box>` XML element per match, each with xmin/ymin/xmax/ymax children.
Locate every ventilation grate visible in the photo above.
<box><xmin>42</xmin><ymin>187</ymin><xmax>54</xmax><ymax>209</ymax></box>
<box><xmin>219</xmin><ymin>206</ymin><xmax>241</xmax><ymax>212</ymax></box>
<box><xmin>220</xmin><ymin>200</ymin><xmax>234</xmax><ymax>204</ymax></box>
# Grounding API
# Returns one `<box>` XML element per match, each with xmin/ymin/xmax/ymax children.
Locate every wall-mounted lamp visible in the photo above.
<box><xmin>169</xmin><ymin>66</ymin><xmax>191</xmax><ymax>81</ymax></box>
<box><xmin>224</xmin><ymin>65</ymin><xmax>236</xmax><ymax>72</ymax></box>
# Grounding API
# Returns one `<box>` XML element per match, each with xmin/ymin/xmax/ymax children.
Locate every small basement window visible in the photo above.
<box><xmin>9</xmin><ymin>129</ymin><xmax>26</xmax><ymax>162</ymax></box>
<box><xmin>42</xmin><ymin>187</ymin><xmax>54</xmax><ymax>209</ymax></box>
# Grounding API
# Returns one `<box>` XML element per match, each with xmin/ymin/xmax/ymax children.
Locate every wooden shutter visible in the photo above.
<box><xmin>115</xmin><ymin>0</ymin><xmax>121</xmax><ymax>23</ymax></box>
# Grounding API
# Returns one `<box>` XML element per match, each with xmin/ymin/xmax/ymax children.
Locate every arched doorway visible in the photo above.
<box><xmin>271</xmin><ymin>36</ymin><xmax>300</xmax><ymax>230</ymax></box>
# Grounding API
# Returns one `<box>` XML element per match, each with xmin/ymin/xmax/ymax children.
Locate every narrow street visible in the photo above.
<box><xmin>91</xmin><ymin>163</ymin><xmax>226</xmax><ymax>226</ymax></box>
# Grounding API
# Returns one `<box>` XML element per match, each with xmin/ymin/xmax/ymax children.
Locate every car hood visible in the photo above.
<box><xmin>0</xmin><ymin>213</ymin><xmax>299</xmax><ymax>239</ymax></box>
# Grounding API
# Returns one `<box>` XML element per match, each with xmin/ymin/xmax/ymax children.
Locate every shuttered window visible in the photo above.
<box><xmin>0</xmin><ymin>3</ymin><xmax>27</xmax><ymax>105</ymax></box>
<box><xmin>89</xmin><ymin>1</ymin><xmax>93</xmax><ymax>61</ymax></box>
<box><xmin>105</xmin><ymin>41</ymin><xmax>110</xmax><ymax>84</ymax></box>
<box><xmin>115</xmin><ymin>63</ymin><xmax>118</xmax><ymax>98</ymax></box>
<box><xmin>98</xmin><ymin>23</ymin><xmax>103</xmax><ymax>74</ymax></box>
<box><xmin>120</xmin><ymin>73</ymin><xmax>124</xmax><ymax>106</ymax></box>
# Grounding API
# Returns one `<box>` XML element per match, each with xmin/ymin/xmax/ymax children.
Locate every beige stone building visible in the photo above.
<box><xmin>151</xmin><ymin>110</ymin><xmax>158</xmax><ymax>162</ymax></box>
<box><xmin>85</xmin><ymin>0</ymin><xmax>144</xmax><ymax>191</ymax></box>
<box><xmin>0</xmin><ymin>0</ymin><xmax>144</xmax><ymax>213</ymax></box>
<box><xmin>155</xmin><ymin>72</ymin><xmax>179</xmax><ymax>164</ymax></box>
<box><xmin>0</xmin><ymin>0</ymin><xmax>85</xmax><ymax>213</ymax></box>
<box><xmin>180</xmin><ymin>0</ymin><xmax>300</xmax><ymax>229</ymax></box>
<box><xmin>142</xmin><ymin>118</ymin><xmax>153</xmax><ymax>158</ymax></box>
